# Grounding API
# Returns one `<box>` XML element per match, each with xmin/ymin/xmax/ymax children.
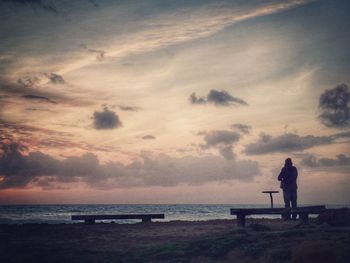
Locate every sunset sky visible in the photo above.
<box><xmin>0</xmin><ymin>0</ymin><xmax>349</xmax><ymax>204</ymax></box>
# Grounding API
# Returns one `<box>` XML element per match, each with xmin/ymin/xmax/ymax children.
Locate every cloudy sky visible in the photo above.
<box><xmin>0</xmin><ymin>0</ymin><xmax>349</xmax><ymax>204</ymax></box>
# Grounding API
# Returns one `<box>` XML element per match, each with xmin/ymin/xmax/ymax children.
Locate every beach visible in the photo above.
<box><xmin>1</xmin><ymin>218</ymin><xmax>350</xmax><ymax>263</ymax></box>
<box><xmin>1</xmin><ymin>1</ymin><xmax>350</xmax><ymax>262</ymax></box>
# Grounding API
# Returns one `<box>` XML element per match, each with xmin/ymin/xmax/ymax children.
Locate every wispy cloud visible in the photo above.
<box><xmin>142</xmin><ymin>135</ymin><xmax>156</xmax><ymax>140</ymax></box>
<box><xmin>0</xmin><ymin>120</ymin><xmax>119</xmax><ymax>154</ymax></box>
<box><xmin>231</xmin><ymin>124</ymin><xmax>251</xmax><ymax>134</ymax></box>
<box><xmin>3</xmin><ymin>0</ymin><xmax>60</xmax><ymax>14</ymax></box>
<box><xmin>45</xmin><ymin>73</ymin><xmax>65</xmax><ymax>84</ymax></box>
<box><xmin>80</xmin><ymin>44</ymin><xmax>106</xmax><ymax>61</ymax></box>
<box><xmin>118</xmin><ymin>105</ymin><xmax>140</xmax><ymax>111</ymax></box>
<box><xmin>0</xmin><ymin>76</ymin><xmax>91</xmax><ymax>106</ymax></box>
<box><xmin>57</xmin><ymin>0</ymin><xmax>314</xmax><ymax>75</ymax></box>
<box><xmin>21</xmin><ymin>94</ymin><xmax>56</xmax><ymax>104</ymax></box>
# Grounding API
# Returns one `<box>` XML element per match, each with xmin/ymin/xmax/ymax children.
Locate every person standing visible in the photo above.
<box><xmin>278</xmin><ymin>158</ymin><xmax>298</xmax><ymax>220</ymax></box>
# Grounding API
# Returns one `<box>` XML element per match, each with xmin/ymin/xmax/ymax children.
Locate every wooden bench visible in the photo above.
<box><xmin>230</xmin><ymin>205</ymin><xmax>326</xmax><ymax>227</ymax></box>
<box><xmin>71</xmin><ymin>214</ymin><xmax>165</xmax><ymax>224</ymax></box>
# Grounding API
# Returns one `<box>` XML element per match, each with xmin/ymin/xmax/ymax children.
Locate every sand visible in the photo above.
<box><xmin>1</xmin><ymin>219</ymin><xmax>350</xmax><ymax>263</ymax></box>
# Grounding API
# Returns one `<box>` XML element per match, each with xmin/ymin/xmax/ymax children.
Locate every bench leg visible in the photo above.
<box><xmin>300</xmin><ymin>213</ymin><xmax>309</xmax><ymax>224</ymax></box>
<box><xmin>142</xmin><ymin>217</ymin><xmax>151</xmax><ymax>223</ymax></box>
<box><xmin>282</xmin><ymin>209</ymin><xmax>291</xmax><ymax>220</ymax></box>
<box><xmin>85</xmin><ymin>219</ymin><xmax>95</xmax><ymax>224</ymax></box>
<box><xmin>237</xmin><ymin>214</ymin><xmax>246</xmax><ymax>227</ymax></box>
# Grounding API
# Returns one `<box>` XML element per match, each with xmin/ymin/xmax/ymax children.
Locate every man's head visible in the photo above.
<box><xmin>285</xmin><ymin>158</ymin><xmax>293</xmax><ymax>167</ymax></box>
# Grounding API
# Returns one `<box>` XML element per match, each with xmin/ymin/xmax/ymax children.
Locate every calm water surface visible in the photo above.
<box><xmin>0</xmin><ymin>204</ymin><xmax>347</xmax><ymax>224</ymax></box>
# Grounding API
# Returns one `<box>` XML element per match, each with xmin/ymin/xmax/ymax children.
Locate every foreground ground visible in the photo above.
<box><xmin>1</xmin><ymin>219</ymin><xmax>350</xmax><ymax>263</ymax></box>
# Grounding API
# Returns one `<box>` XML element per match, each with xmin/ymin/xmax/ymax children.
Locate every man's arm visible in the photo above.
<box><xmin>278</xmin><ymin>168</ymin><xmax>284</xmax><ymax>181</ymax></box>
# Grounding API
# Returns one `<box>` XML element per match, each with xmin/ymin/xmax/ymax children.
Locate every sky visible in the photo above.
<box><xmin>0</xmin><ymin>0</ymin><xmax>349</xmax><ymax>205</ymax></box>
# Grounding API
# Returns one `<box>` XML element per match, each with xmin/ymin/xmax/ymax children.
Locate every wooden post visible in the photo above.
<box><xmin>237</xmin><ymin>214</ymin><xmax>246</xmax><ymax>227</ymax></box>
<box><xmin>282</xmin><ymin>208</ymin><xmax>291</xmax><ymax>220</ymax></box>
<box><xmin>262</xmin><ymin>191</ymin><xmax>279</xmax><ymax>208</ymax></box>
<box><xmin>269</xmin><ymin>192</ymin><xmax>273</xmax><ymax>208</ymax></box>
<box><xmin>142</xmin><ymin>217</ymin><xmax>151</xmax><ymax>223</ymax></box>
<box><xmin>85</xmin><ymin>218</ymin><xmax>95</xmax><ymax>224</ymax></box>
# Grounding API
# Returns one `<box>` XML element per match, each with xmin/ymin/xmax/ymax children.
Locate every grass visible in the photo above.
<box><xmin>122</xmin><ymin>231</ymin><xmax>251</xmax><ymax>262</ymax></box>
<box><xmin>121</xmin><ymin>229</ymin><xmax>280</xmax><ymax>262</ymax></box>
<box><xmin>270</xmin><ymin>248</ymin><xmax>292</xmax><ymax>261</ymax></box>
<box><xmin>280</xmin><ymin>229</ymin><xmax>308</xmax><ymax>238</ymax></box>
<box><xmin>248</xmin><ymin>223</ymin><xmax>271</xmax><ymax>232</ymax></box>
<box><xmin>3</xmin><ymin>222</ymin><xmax>350</xmax><ymax>263</ymax></box>
<box><xmin>240</xmin><ymin>241</ymin><xmax>270</xmax><ymax>259</ymax></box>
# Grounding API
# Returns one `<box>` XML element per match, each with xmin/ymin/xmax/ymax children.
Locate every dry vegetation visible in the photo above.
<box><xmin>1</xmin><ymin>219</ymin><xmax>350</xmax><ymax>263</ymax></box>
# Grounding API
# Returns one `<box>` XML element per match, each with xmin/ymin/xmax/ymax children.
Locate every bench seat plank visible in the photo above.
<box><xmin>230</xmin><ymin>206</ymin><xmax>326</xmax><ymax>215</ymax></box>
<box><xmin>230</xmin><ymin>206</ymin><xmax>326</xmax><ymax>227</ymax></box>
<box><xmin>71</xmin><ymin>214</ymin><xmax>165</xmax><ymax>224</ymax></box>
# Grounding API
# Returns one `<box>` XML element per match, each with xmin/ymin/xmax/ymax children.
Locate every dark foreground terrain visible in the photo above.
<box><xmin>1</xmin><ymin>219</ymin><xmax>350</xmax><ymax>263</ymax></box>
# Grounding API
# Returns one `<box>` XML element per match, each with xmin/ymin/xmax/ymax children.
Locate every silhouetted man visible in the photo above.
<box><xmin>278</xmin><ymin>158</ymin><xmax>298</xmax><ymax>220</ymax></box>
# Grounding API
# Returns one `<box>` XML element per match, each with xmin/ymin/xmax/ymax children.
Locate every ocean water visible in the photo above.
<box><xmin>0</xmin><ymin>204</ymin><xmax>347</xmax><ymax>224</ymax></box>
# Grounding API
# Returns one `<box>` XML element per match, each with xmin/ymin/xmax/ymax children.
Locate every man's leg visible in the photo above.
<box><xmin>291</xmin><ymin>190</ymin><xmax>298</xmax><ymax>220</ymax></box>
<box><xmin>283</xmin><ymin>191</ymin><xmax>291</xmax><ymax>220</ymax></box>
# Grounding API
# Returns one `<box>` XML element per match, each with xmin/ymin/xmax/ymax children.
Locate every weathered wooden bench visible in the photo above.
<box><xmin>71</xmin><ymin>214</ymin><xmax>165</xmax><ymax>224</ymax></box>
<box><xmin>230</xmin><ymin>205</ymin><xmax>326</xmax><ymax>227</ymax></box>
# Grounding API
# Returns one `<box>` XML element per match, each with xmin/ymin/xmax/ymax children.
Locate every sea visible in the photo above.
<box><xmin>0</xmin><ymin>204</ymin><xmax>348</xmax><ymax>224</ymax></box>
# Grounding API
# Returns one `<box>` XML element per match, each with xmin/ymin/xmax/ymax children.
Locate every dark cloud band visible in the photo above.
<box><xmin>301</xmin><ymin>154</ymin><xmax>350</xmax><ymax>168</ymax></box>
<box><xmin>0</xmin><ymin>142</ymin><xmax>260</xmax><ymax>190</ymax></box>
<box><xmin>244</xmin><ymin>133</ymin><xmax>333</xmax><ymax>155</ymax></box>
